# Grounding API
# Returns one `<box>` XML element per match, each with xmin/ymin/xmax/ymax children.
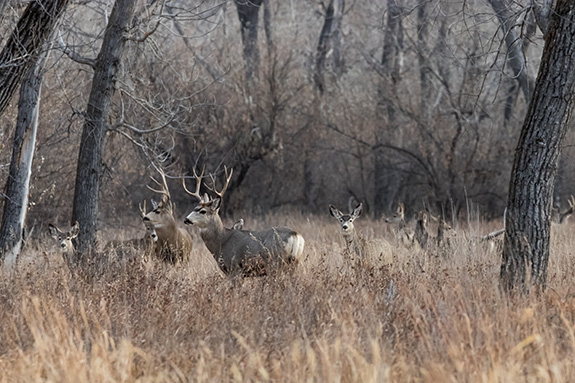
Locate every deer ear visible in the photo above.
<box><xmin>211</xmin><ymin>197</ymin><xmax>222</xmax><ymax>212</ymax></box>
<box><xmin>48</xmin><ymin>224</ymin><xmax>59</xmax><ymax>239</ymax></box>
<box><xmin>329</xmin><ymin>205</ymin><xmax>342</xmax><ymax>219</ymax></box>
<box><xmin>352</xmin><ymin>203</ymin><xmax>363</xmax><ymax>219</ymax></box>
<box><xmin>69</xmin><ymin>221</ymin><xmax>80</xmax><ymax>238</ymax></box>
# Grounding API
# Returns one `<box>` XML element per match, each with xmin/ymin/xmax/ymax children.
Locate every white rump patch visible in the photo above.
<box><xmin>284</xmin><ymin>233</ymin><xmax>305</xmax><ymax>262</ymax></box>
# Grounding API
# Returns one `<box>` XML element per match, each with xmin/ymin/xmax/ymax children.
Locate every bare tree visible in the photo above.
<box><xmin>72</xmin><ymin>0</ymin><xmax>137</xmax><ymax>254</ymax></box>
<box><xmin>0</xmin><ymin>49</ymin><xmax>49</xmax><ymax>264</ymax></box>
<box><xmin>235</xmin><ymin>0</ymin><xmax>264</xmax><ymax>84</ymax></box>
<box><xmin>487</xmin><ymin>0</ymin><xmax>534</xmax><ymax>103</ymax></box>
<box><xmin>500</xmin><ymin>0</ymin><xmax>575</xmax><ymax>292</ymax></box>
<box><xmin>0</xmin><ymin>0</ymin><xmax>70</xmax><ymax>117</ymax></box>
<box><xmin>373</xmin><ymin>0</ymin><xmax>403</xmax><ymax>216</ymax></box>
<box><xmin>314</xmin><ymin>0</ymin><xmax>345</xmax><ymax>94</ymax></box>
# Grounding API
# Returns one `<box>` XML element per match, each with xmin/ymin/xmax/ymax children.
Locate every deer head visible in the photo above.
<box><xmin>49</xmin><ymin>221</ymin><xmax>79</xmax><ymax>255</ymax></box>
<box><xmin>142</xmin><ymin>168</ymin><xmax>175</xmax><ymax>229</ymax></box>
<box><xmin>139</xmin><ymin>200</ymin><xmax>158</xmax><ymax>243</ymax></box>
<box><xmin>183</xmin><ymin>166</ymin><xmax>233</xmax><ymax>229</ymax></box>
<box><xmin>385</xmin><ymin>203</ymin><xmax>405</xmax><ymax>224</ymax></box>
<box><xmin>329</xmin><ymin>203</ymin><xmax>363</xmax><ymax>238</ymax></box>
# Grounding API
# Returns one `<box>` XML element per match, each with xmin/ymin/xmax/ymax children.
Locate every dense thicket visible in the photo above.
<box><xmin>1</xmin><ymin>0</ymin><xmax>573</xmax><ymax>231</ymax></box>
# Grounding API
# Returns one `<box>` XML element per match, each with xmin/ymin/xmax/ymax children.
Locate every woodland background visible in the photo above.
<box><xmin>0</xmin><ymin>0</ymin><xmax>572</xmax><ymax>232</ymax></box>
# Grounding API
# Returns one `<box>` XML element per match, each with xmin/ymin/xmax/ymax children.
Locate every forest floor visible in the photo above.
<box><xmin>1</xmin><ymin>213</ymin><xmax>575</xmax><ymax>382</ymax></box>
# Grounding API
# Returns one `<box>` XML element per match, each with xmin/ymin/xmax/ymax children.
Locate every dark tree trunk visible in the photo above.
<box><xmin>501</xmin><ymin>0</ymin><xmax>575</xmax><ymax>292</ymax></box>
<box><xmin>72</xmin><ymin>0</ymin><xmax>136</xmax><ymax>254</ymax></box>
<box><xmin>0</xmin><ymin>50</ymin><xmax>48</xmax><ymax>264</ymax></box>
<box><xmin>314</xmin><ymin>0</ymin><xmax>344</xmax><ymax>94</ymax></box>
<box><xmin>235</xmin><ymin>0</ymin><xmax>264</xmax><ymax>84</ymax></box>
<box><xmin>373</xmin><ymin>0</ymin><xmax>403</xmax><ymax>217</ymax></box>
<box><xmin>262</xmin><ymin>0</ymin><xmax>274</xmax><ymax>56</ymax></box>
<box><xmin>0</xmin><ymin>0</ymin><xmax>69</xmax><ymax>117</ymax></box>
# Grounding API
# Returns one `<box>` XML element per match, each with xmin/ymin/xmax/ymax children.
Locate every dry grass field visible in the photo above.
<box><xmin>1</xmin><ymin>214</ymin><xmax>575</xmax><ymax>382</ymax></box>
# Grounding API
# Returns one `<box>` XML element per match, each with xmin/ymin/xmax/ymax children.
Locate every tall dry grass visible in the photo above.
<box><xmin>1</xmin><ymin>215</ymin><xmax>575</xmax><ymax>382</ymax></box>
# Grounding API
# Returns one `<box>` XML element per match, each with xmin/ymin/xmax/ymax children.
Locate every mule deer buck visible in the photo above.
<box><xmin>143</xmin><ymin>169</ymin><xmax>194</xmax><ymax>264</ymax></box>
<box><xmin>329</xmin><ymin>203</ymin><xmax>393</xmax><ymax>267</ymax></box>
<box><xmin>183</xmin><ymin>167</ymin><xmax>305</xmax><ymax>276</ymax></box>
<box><xmin>385</xmin><ymin>203</ymin><xmax>414</xmax><ymax>246</ymax></box>
<box><xmin>49</xmin><ymin>221</ymin><xmax>79</xmax><ymax>263</ymax></box>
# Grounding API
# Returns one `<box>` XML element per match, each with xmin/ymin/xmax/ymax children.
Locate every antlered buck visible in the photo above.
<box><xmin>143</xmin><ymin>169</ymin><xmax>194</xmax><ymax>264</ymax></box>
<box><xmin>183</xmin><ymin>167</ymin><xmax>305</xmax><ymax>276</ymax></box>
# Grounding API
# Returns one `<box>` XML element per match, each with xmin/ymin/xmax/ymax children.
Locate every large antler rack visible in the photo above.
<box><xmin>182</xmin><ymin>166</ymin><xmax>207</xmax><ymax>202</ymax></box>
<box><xmin>206</xmin><ymin>166</ymin><xmax>233</xmax><ymax>201</ymax></box>
<box><xmin>147</xmin><ymin>167</ymin><xmax>171</xmax><ymax>202</ymax></box>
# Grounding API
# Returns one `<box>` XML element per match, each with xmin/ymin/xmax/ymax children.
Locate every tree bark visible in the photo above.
<box><xmin>0</xmin><ymin>0</ymin><xmax>69</xmax><ymax>117</ymax></box>
<box><xmin>235</xmin><ymin>0</ymin><xmax>264</xmax><ymax>84</ymax></box>
<box><xmin>501</xmin><ymin>0</ymin><xmax>575</xmax><ymax>292</ymax></box>
<box><xmin>72</xmin><ymin>0</ymin><xmax>137</xmax><ymax>254</ymax></box>
<box><xmin>0</xmin><ymin>49</ymin><xmax>48</xmax><ymax>264</ymax></box>
<box><xmin>314</xmin><ymin>0</ymin><xmax>344</xmax><ymax>94</ymax></box>
<box><xmin>373</xmin><ymin>0</ymin><xmax>403</xmax><ymax>217</ymax></box>
<box><xmin>488</xmin><ymin>0</ymin><xmax>534</xmax><ymax>103</ymax></box>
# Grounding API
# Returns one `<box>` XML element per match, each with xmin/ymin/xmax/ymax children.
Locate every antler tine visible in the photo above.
<box><xmin>569</xmin><ymin>195</ymin><xmax>575</xmax><ymax>210</ymax></box>
<box><xmin>206</xmin><ymin>166</ymin><xmax>233</xmax><ymax>199</ymax></box>
<box><xmin>147</xmin><ymin>167</ymin><xmax>171</xmax><ymax>200</ymax></box>
<box><xmin>182</xmin><ymin>166</ymin><xmax>205</xmax><ymax>201</ymax></box>
<box><xmin>139</xmin><ymin>200</ymin><xmax>147</xmax><ymax>218</ymax></box>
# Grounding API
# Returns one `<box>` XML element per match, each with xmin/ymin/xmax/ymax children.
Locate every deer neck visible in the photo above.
<box><xmin>155</xmin><ymin>216</ymin><xmax>178</xmax><ymax>243</ymax></box>
<box><xmin>199</xmin><ymin>216</ymin><xmax>229</xmax><ymax>257</ymax></box>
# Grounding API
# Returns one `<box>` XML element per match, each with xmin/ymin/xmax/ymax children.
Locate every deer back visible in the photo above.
<box><xmin>200</xmin><ymin>225</ymin><xmax>304</xmax><ymax>276</ymax></box>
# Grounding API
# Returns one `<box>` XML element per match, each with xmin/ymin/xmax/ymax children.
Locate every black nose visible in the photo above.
<box><xmin>61</xmin><ymin>243</ymin><xmax>66</xmax><ymax>248</ymax></box>
<box><xmin>184</xmin><ymin>218</ymin><xmax>191</xmax><ymax>225</ymax></box>
<box><xmin>342</xmin><ymin>224</ymin><xmax>348</xmax><ymax>230</ymax></box>
<box><xmin>143</xmin><ymin>216</ymin><xmax>150</xmax><ymax>221</ymax></box>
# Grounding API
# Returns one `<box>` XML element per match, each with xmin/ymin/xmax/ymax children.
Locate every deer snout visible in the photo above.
<box><xmin>60</xmin><ymin>243</ymin><xmax>66</xmax><ymax>249</ymax></box>
<box><xmin>143</xmin><ymin>216</ymin><xmax>150</xmax><ymax>221</ymax></box>
<box><xmin>342</xmin><ymin>224</ymin><xmax>349</xmax><ymax>230</ymax></box>
<box><xmin>184</xmin><ymin>217</ymin><xmax>192</xmax><ymax>225</ymax></box>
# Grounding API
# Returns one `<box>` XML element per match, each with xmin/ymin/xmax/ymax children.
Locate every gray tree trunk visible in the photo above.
<box><xmin>500</xmin><ymin>0</ymin><xmax>575</xmax><ymax>292</ymax></box>
<box><xmin>0</xmin><ymin>50</ymin><xmax>48</xmax><ymax>264</ymax></box>
<box><xmin>235</xmin><ymin>0</ymin><xmax>264</xmax><ymax>84</ymax></box>
<box><xmin>72</xmin><ymin>0</ymin><xmax>137</xmax><ymax>255</ymax></box>
<box><xmin>488</xmin><ymin>0</ymin><xmax>534</xmax><ymax>103</ymax></box>
<box><xmin>314</xmin><ymin>0</ymin><xmax>344</xmax><ymax>94</ymax></box>
<box><xmin>373</xmin><ymin>0</ymin><xmax>403</xmax><ymax>217</ymax></box>
<box><xmin>0</xmin><ymin>0</ymin><xmax>69</xmax><ymax>117</ymax></box>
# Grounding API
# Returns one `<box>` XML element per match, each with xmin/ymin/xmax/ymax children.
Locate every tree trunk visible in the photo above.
<box><xmin>500</xmin><ymin>0</ymin><xmax>575</xmax><ymax>292</ymax></box>
<box><xmin>314</xmin><ymin>0</ymin><xmax>344</xmax><ymax>94</ymax></box>
<box><xmin>0</xmin><ymin>50</ymin><xmax>48</xmax><ymax>264</ymax></box>
<box><xmin>235</xmin><ymin>0</ymin><xmax>264</xmax><ymax>84</ymax></box>
<box><xmin>0</xmin><ymin>0</ymin><xmax>69</xmax><ymax>117</ymax></box>
<box><xmin>373</xmin><ymin>0</ymin><xmax>403</xmax><ymax>217</ymax></box>
<box><xmin>72</xmin><ymin>0</ymin><xmax>136</xmax><ymax>255</ymax></box>
<box><xmin>488</xmin><ymin>0</ymin><xmax>534</xmax><ymax>103</ymax></box>
<box><xmin>262</xmin><ymin>0</ymin><xmax>274</xmax><ymax>56</ymax></box>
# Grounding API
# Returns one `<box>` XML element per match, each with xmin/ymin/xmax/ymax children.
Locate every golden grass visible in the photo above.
<box><xmin>2</xmin><ymin>216</ymin><xmax>575</xmax><ymax>382</ymax></box>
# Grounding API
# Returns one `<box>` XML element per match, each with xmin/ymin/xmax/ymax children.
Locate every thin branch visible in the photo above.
<box><xmin>56</xmin><ymin>31</ymin><xmax>96</xmax><ymax>68</ymax></box>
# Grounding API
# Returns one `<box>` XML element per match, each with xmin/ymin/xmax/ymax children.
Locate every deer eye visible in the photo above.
<box><xmin>200</xmin><ymin>210</ymin><xmax>207</xmax><ymax>215</ymax></box>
